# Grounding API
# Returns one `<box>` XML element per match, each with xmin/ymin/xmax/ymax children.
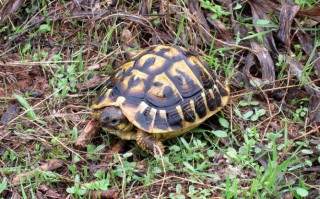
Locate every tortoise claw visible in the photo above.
<box><xmin>137</xmin><ymin>130</ymin><xmax>164</xmax><ymax>155</ymax></box>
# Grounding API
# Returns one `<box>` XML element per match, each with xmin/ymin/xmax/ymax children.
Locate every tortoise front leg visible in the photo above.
<box><xmin>136</xmin><ymin>130</ymin><xmax>164</xmax><ymax>155</ymax></box>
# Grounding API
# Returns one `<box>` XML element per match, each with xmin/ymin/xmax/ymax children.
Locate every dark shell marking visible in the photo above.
<box><xmin>93</xmin><ymin>45</ymin><xmax>230</xmax><ymax>134</ymax></box>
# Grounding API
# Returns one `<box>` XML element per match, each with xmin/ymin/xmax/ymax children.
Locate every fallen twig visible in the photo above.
<box><xmin>12</xmin><ymin>159</ymin><xmax>63</xmax><ymax>184</ymax></box>
<box><xmin>75</xmin><ymin>119</ymin><xmax>100</xmax><ymax>149</ymax></box>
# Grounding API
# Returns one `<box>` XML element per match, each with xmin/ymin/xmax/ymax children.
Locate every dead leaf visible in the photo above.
<box><xmin>0</xmin><ymin>0</ymin><xmax>25</xmax><ymax>23</ymax></box>
<box><xmin>0</xmin><ymin>103</ymin><xmax>19</xmax><ymax>125</ymax></box>
<box><xmin>286</xmin><ymin>55</ymin><xmax>320</xmax><ymax>125</ymax></box>
<box><xmin>187</xmin><ymin>0</ymin><xmax>213</xmax><ymax>46</ymax></box>
<box><xmin>298</xmin><ymin>6</ymin><xmax>320</xmax><ymax>22</ymax></box>
<box><xmin>276</xmin><ymin>1</ymin><xmax>300</xmax><ymax>49</ymax></box>
<box><xmin>93</xmin><ymin>188</ymin><xmax>119</xmax><ymax>199</ymax></box>
<box><xmin>296</xmin><ymin>29</ymin><xmax>320</xmax><ymax>78</ymax></box>
<box><xmin>309</xmin><ymin>96</ymin><xmax>320</xmax><ymax>124</ymax></box>
<box><xmin>76</xmin><ymin>75</ymin><xmax>104</xmax><ymax>91</ymax></box>
<box><xmin>243</xmin><ymin>53</ymin><xmax>256</xmax><ymax>88</ymax></box>
<box><xmin>250</xmin><ymin>40</ymin><xmax>276</xmax><ymax>87</ymax></box>
<box><xmin>249</xmin><ymin>1</ymin><xmax>279</xmax><ymax>54</ymax></box>
<box><xmin>206</xmin><ymin>17</ymin><xmax>233</xmax><ymax>42</ymax></box>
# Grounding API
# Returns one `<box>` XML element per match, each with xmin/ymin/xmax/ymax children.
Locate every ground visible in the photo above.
<box><xmin>1</xmin><ymin>0</ymin><xmax>320</xmax><ymax>198</ymax></box>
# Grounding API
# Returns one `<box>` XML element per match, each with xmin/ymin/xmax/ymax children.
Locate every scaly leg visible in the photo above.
<box><xmin>136</xmin><ymin>130</ymin><xmax>164</xmax><ymax>155</ymax></box>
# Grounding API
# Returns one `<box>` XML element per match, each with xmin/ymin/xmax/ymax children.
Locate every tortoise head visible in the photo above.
<box><xmin>95</xmin><ymin>106</ymin><xmax>133</xmax><ymax>132</ymax></box>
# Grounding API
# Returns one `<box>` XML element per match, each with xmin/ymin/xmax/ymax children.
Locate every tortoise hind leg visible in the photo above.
<box><xmin>136</xmin><ymin>130</ymin><xmax>164</xmax><ymax>155</ymax></box>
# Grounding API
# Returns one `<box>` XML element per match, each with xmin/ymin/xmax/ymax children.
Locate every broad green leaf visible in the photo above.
<box><xmin>256</xmin><ymin>19</ymin><xmax>270</xmax><ymax>25</ymax></box>
<box><xmin>243</xmin><ymin>110</ymin><xmax>254</xmax><ymax>119</ymax></box>
<box><xmin>213</xmin><ymin>130</ymin><xmax>228</xmax><ymax>138</ymax></box>
<box><xmin>14</xmin><ymin>94</ymin><xmax>37</xmax><ymax>120</ymax></box>
<box><xmin>238</xmin><ymin>100</ymin><xmax>249</xmax><ymax>106</ymax></box>
<box><xmin>239</xmin><ymin>100</ymin><xmax>259</xmax><ymax>107</ymax></box>
<box><xmin>234</xmin><ymin>3</ymin><xmax>242</xmax><ymax>10</ymax></box>
<box><xmin>73</xmin><ymin>155</ymin><xmax>80</xmax><ymax>163</ymax></box>
<box><xmin>219</xmin><ymin>118</ymin><xmax>230</xmax><ymax>128</ymax></box>
<box><xmin>0</xmin><ymin>178</ymin><xmax>7</xmax><ymax>193</ymax></box>
<box><xmin>227</xmin><ymin>147</ymin><xmax>237</xmax><ymax>158</ymax></box>
<box><xmin>183</xmin><ymin>162</ymin><xmax>195</xmax><ymax>172</ymax></box>
<box><xmin>234</xmin><ymin>108</ymin><xmax>242</xmax><ymax>117</ymax></box>
<box><xmin>123</xmin><ymin>152</ymin><xmax>133</xmax><ymax>158</ymax></box>
<box><xmin>22</xmin><ymin>43</ymin><xmax>31</xmax><ymax>54</ymax></box>
<box><xmin>14</xmin><ymin>94</ymin><xmax>46</xmax><ymax>125</ymax></box>
<box><xmin>301</xmin><ymin>149</ymin><xmax>313</xmax><ymax>154</ymax></box>
<box><xmin>250</xmin><ymin>114</ymin><xmax>259</xmax><ymax>121</ymax></box>
<box><xmin>39</xmin><ymin>24</ymin><xmax>51</xmax><ymax>33</ymax></box>
<box><xmin>169</xmin><ymin>145</ymin><xmax>181</xmax><ymax>152</ymax></box>
<box><xmin>256</xmin><ymin>109</ymin><xmax>266</xmax><ymax>116</ymax></box>
<box><xmin>266</xmin><ymin>132</ymin><xmax>282</xmax><ymax>139</ymax></box>
<box><xmin>207</xmin><ymin>150</ymin><xmax>216</xmax><ymax>157</ymax></box>
<box><xmin>296</xmin><ymin>187</ymin><xmax>308</xmax><ymax>197</ymax></box>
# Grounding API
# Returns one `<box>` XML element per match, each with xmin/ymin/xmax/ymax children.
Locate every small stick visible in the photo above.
<box><xmin>12</xmin><ymin>159</ymin><xmax>63</xmax><ymax>184</ymax></box>
<box><xmin>75</xmin><ymin>119</ymin><xmax>100</xmax><ymax>149</ymax></box>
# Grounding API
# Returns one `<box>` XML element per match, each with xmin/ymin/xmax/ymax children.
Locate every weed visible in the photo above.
<box><xmin>0</xmin><ymin>178</ymin><xmax>7</xmax><ymax>194</ymax></box>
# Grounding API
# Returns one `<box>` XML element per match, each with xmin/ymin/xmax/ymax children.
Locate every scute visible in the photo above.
<box><xmin>194</xmin><ymin>93</ymin><xmax>207</xmax><ymax>119</ymax></box>
<box><xmin>154</xmin><ymin>110</ymin><xmax>168</xmax><ymax>130</ymax></box>
<box><xmin>92</xmin><ymin>45</ymin><xmax>230</xmax><ymax>135</ymax></box>
<box><xmin>145</xmin><ymin>72</ymin><xmax>182</xmax><ymax>108</ymax></box>
<box><xmin>181</xmin><ymin>101</ymin><xmax>196</xmax><ymax>123</ymax></box>
<box><xmin>166</xmin><ymin>109</ymin><xmax>183</xmax><ymax>130</ymax></box>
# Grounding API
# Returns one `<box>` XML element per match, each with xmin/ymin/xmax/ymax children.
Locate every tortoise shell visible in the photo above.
<box><xmin>92</xmin><ymin>45</ymin><xmax>229</xmax><ymax>135</ymax></box>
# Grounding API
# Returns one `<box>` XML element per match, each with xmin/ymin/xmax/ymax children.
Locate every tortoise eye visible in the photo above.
<box><xmin>115</xmin><ymin>69</ymin><xmax>125</xmax><ymax>79</ymax></box>
<box><xmin>110</xmin><ymin>119</ymin><xmax>119</xmax><ymax>124</ymax></box>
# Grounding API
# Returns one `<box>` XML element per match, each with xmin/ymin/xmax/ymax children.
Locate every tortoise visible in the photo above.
<box><xmin>91</xmin><ymin>45</ymin><xmax>230</xmax><ymax>155</ymax></box>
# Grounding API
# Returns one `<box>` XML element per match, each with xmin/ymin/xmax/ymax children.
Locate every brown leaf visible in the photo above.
<box><xmin>298</xmin><ymin>6</ymin><xmax>320</xmax><ymax>16</ymax></box>
<box><xmin>298</xmin><ymin>6</ymin><xmax>320</xmax><ymax>22</ymax></box>
<box><xmin>249</xmin><ymin>1</ymin><xmax>279</xmax><ymax>54</ymax></box>
<box><xmin>37</xmin><ymin>184</ymin><xmax>62</xmax><ymax>199</ymax></box>
<box><xmin>0</xmin><ymin>0</ymin><xmax>25</xmax><ymax>23</ymax></box>
<box><xmin>0</xmin><ymin>103</ymin><xmax>20</xmax><ymax>125</ymax></box>
<box><xmin>309</xmin><ymin>96</ymin><xmax>320</xmax><ymax>124</ymax></box>
<box><xmin>92</xmin><ymin>188</ymin><xmax>119</xmax><ymax>199</ymax></box>
<box><xmin>206</xmin><ymin>17</ymin><xmax>233</xmax><ymax>42</ymax></box>
<box><xmin>121</xmin><ymin>28</ymin><xmax>139</xmax><ymax>59</ymax></box>
<box><xmin>276</xmin><ymin>1</ymin><xmax>300</xmax><ymax>48</ymax></box>
<box><xmin>250</xmin><ymin>40</ymin><xmax>276</xmax><ymax>87</ymax></box>
<box><xmin>187</xmin><ymin>0</ymin><xmax>213</xmax><ymax>46</ymax></box>
<box><xmin>286</xmin><ymin>55</ymin><xmax>320</xmax><ymax>125</ymax></box>
<box><xmin>250</xmin><ymin>0</ymin><xmax>280</xmax><ymax>13</ymax></box>
<box><xmin>242</xmin><ymin>53</ymin><xmax>256</xmax><ymax>88</ymax></box>
<box><xmin>286</xmin><ymin>56</ymin><xmax>320</xmax><ymax>96</ymax></box>
<box><xmin>139</xmin><ymin>0</ymin><xmax>151</xmax><ymax>15</ymax></box>
<box><xmin>76</xmin><ymin>75</ymin><xmax>104</xmax><ymax>91</ymax></box>
<box><xmin>45</xmin><ymin>189</ymin><xmax>62</xmax><ymax>199</ymax></box>
<box><xmin>232</xmin><ymin>19</ymin><xmax>275</xmax><ymax>88</ymax></box>
<box><xmin>296</xmin><ymin>29</ymin><xmax>320</xmax><ymax>78</ymax></box>
<box><xmin>36</xmin><ymin>190</ymin><xmax>46</xmax><ymax>199</ymax></box>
